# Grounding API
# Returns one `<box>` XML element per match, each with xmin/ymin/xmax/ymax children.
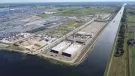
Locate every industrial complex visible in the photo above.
<box><xmin>40</xmin><ymin>21</ymin><xmax>108</xmax><ymax>64</ymax></box>
<box><xmin>0</xmin><ymin>3</ymin><xmax>116</xmax><ymax>65</ymax></box>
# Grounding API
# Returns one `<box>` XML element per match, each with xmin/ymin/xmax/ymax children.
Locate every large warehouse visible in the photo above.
<box><xmin>62</xmin><ymin>43</ymin><xmax>82</xmax><ymax>57</ymax></box>
<box><xmin>51</xmin><ymin>41</ymin><xmax>71</xmax><ymax>54</ymax></box>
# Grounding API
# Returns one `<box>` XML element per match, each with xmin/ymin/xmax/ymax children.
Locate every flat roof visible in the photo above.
<box><xmin>51</xmin><ymin>41</ymin><xmax>71</xmax><ymax>52</ymax></box>
<box><xmin>77</xmin><ymin>31</ymin><xmax>92</xmax><ymax>36</ymax></box>
<box><xmin>63</xmin><ymin>43</ymin><xmax>82</xmax><ymax>55</ymax></box>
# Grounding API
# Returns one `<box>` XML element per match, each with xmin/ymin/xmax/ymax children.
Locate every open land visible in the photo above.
<box><xmin>127</xmin><ymin>5</ymin><xmax>135</xmax><ymax>76</ymax></box>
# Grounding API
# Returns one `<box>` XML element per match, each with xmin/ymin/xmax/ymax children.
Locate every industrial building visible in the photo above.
<box><xmin>62</xmin><ymin>43</ymin><xmax>82</xmax><ymax>57</ymax></box>
<box><xmin>16</xmin><ymin>35</ymin><xmax>56</xmax><ymax>53</ymax></box>
<box><xmin>51</xmin><ymin>41</ymin><xmax>71</xmax><ymax>54</ymax></box>
<box><xmin>18</xmin><ymin>36</ymin><xmax>46</xmax><ymax>52</ymax></box>
<box><xmin>0</xmin><ymin>32</ymin><xmax>31</xmax><ymax>43</ymax></box>
<box><xmin>48</xmin><ymin>21</ymin><xmax>107</xmax><ymax>61</ymax></box>
<box><xmin>67</xmin><ymin>31</ymin><xmax>93</xmax><ymax>44</ymax></box>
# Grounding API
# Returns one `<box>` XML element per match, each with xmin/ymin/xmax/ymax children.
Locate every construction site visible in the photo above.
<box><xmin>14</xmin><ymin>35</ymin><xmax>57</xmax><ymax>54</ymax></box>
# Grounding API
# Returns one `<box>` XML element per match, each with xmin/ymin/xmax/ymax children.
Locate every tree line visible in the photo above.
<box><xmin>114</xmin><ymin>8</ymin><xmax>127</xmax><ymax>57</ymax></box>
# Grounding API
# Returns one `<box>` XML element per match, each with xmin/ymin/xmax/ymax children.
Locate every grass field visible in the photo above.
<box><xmin>36</xmin><ymin>21</ymin><xmax>80</xmax><ymax>38</ymax></box>
<box><xmin>55</xmin><ymin>7</ymin><xmax>116</xmax><ymax>17</ymax></box>
<box><xmin>130</xmin><ymin>48</ymin><xmax>135</xmax><ymax>76</ymax></box>
<box><xmin>128</xmin><ymin>31</ymin><xmax>135</xmax><ymax>76</ymax></box>
<box><xmin>108</xmin><ymin>43</ymin><xmax>127</xmax><ymax>76</ymax></box>
<box><xmin>127</xmin><ymin>6</ymin><xmax>135</xmax><ymax>76</ymax></box>
<box><xmin>63</xmin><ymin>21</ymin><xmax>80</xmax><ymax>27</ymax></box>
<box><xmin>37</xmin><ymin>6</ymin><xmax>116</xmax><ymax>18</ymax></box>
<box><xmin>46</xmin><ymin>21</ymin><xmax>80</xmax><ymax>37</ymax></box>
<box><xmin>127</xmin><ymin>7</ymin><xmax>135</xmax><ymax>76</ymax></box>
<box><xmin>37</xmin><ymin>14</ymin><xmax>53</xmax><ymax>18</ymax></box>
<box><xmin>128</xmin><ymin>32</ymin><xmax>134</xmax><ymax>39</ymax></box>
<box><xmin>6</xmin><ymin>45</ymin><xmax>24</xmax><ymax>51</ymax></box>
<box><xmin>127</xmin><ymin>15</ymin><xmax>135</xmax><ymax>23</ymax></box>
<box><xmin>127</xmin><ymin>6</ymin><xmax>135</xmax><ymax>23</ymax></box>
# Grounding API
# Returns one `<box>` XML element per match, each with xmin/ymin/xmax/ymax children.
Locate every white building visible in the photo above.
<box><xmin>44</xmin><ymin>12</ymin><xmax>56</xmax><ymax>14</ymax></box>
<box><xmin>62</xmin><ymin>43</ymin><xmax>82</xmax><ymax>57</ymax></box>
<box><xmin>51</xmin><ymin>41</ymin><xmax>71</xmax><ymax>54</ymax></box>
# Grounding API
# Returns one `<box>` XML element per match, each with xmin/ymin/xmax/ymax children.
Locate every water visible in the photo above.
<box><xmin>0</xmin><ymin>5</ymin><xmax>125</xmax><ymax>76</ymax></box>
<box><xmin>0</xmin><ymin>50</ymin><xmax>106</xmax><ymax>76</ymax></box>
<box><xmin>0</xmin><ymin>26</ymin><xmax>116</xmax><ymax>76</ymax></box>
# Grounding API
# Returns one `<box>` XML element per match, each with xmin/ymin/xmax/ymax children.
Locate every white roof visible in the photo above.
<box><xmin>78</xmin><ymin>31</ymin><xmax>91</xmax><ymax>35</ymax></box>
<box><xmin>52</xmin><ymin>41</ymin><xmax>71</xmax><ymax>52</ymax></box>
<box><xmin>63</xmin><ymin>43</ymin><xmax>82</xmax><ymax>55</ymax></box>
<box><xmin>78</xmin><ymin>31</ymin><xmax>86</xmax><ymax>34</ymax></box>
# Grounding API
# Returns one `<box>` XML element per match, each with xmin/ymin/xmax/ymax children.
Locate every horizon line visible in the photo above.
<box><xmin>0</xmin><ymin>1</ymin><xmax>132</xmax><ymax>4</ymax></box>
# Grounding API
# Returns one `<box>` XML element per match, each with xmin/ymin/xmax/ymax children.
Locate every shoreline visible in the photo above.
<box><xmin>0</xmin><ymin>21</ymin><xmax>109</xmax><ymax>66</ymax></box>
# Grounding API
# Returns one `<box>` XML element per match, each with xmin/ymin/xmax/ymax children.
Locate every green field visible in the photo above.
<box><xmin>6</xmin><ymin>44</ymin><xmax>24</xmax><ymax>51</ymax></box>
<box><xmin>63</xmin><ymin>21</ymin><xmax>80</xmax><ymax>27</ymax></box>
<box><xmin>37</xmin><ymin>6</ymin><xmax>116</xmax><ymax>18</ymax></box>
<box><xmin>131</xmin><ymin>48</ymin><xmax>135</xmax><ymax>76</ymax></box>
<box><xmin>46</xmin><ymin>21</ymin><xmax>80</xmax><ymax>37</ymax></box>
<box><xmin>35</xmin><ymin>21</ymin><xmax>80</xmax><ymax>38</ymax></box>
<box><xmin>127</xmin><ymin>6</ymin><xmax>135</xmax><ymax>23</ymax></box>
<box><xmin>127</xmin><ymin>15</ymin><xmax>135</xmax><ymax>23</ymax></box>
<box><xmin>37</xmin><ymin>14</ymin><xmax>53</xmax><ymax>18</ymax></box>
<box><xmin>55</xmin><ymin>7</ymin><xmax>116</xmax><ymax>17</ymax></box>
<box><xmin>128</xmin><ymin>32</ymin><xmax>134</xmax><ymax>39</ymax></box>
<box><xmin>127</xmin><ymin>6</ymin><xmax>135</xmax><ymax>76</ymax></box>
<box><xmin>128</xmin><ymin>31</ymin><xmax>135</xmax><ymax>76</ymax></box>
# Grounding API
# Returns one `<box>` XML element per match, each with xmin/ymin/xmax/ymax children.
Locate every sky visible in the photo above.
<box><xmin>0</xmin><ymin>0</ymin><xmax>135</xmax><ymax>3</ymax></box>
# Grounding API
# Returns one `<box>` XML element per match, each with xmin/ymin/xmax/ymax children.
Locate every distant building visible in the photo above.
<box><xmin>43</xmin><ymin>11</ymin><xmax>56</xmax><ymax>14</ymax></box>
<box><xmin>129</xmin><ymin>40</ymin><xmax>135</xmax><ymax>47</ymax></box>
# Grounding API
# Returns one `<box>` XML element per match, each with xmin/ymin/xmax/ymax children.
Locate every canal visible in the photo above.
<box><xmin>0</xmin><ymin>5</ymin><xmax>125</xmax><ymax>76</ymax></box>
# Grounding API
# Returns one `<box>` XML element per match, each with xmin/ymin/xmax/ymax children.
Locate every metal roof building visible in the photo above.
<box><xmin>62</xmin><ymin>43</ymin><xmax>82</xmax><ymax>57</ymax></box>
<box><xmin>51</xmin><ymin>41</ymin><xmax>71</xmax><ymax>54</ymax></box>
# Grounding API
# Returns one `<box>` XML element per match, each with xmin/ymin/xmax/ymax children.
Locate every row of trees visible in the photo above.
<box><xmin>114</xmin><ymin>8</ymin><xmax>127</xmax><ymax>57</ymax></box>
